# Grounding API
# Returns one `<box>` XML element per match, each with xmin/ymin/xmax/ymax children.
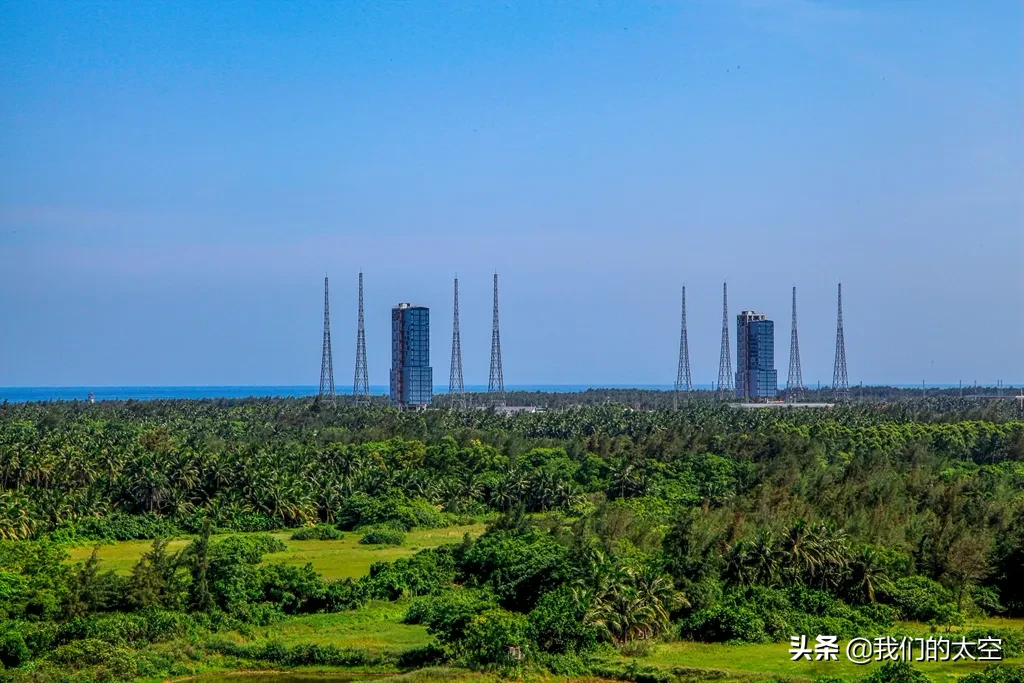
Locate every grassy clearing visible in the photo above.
<box><xmin>65</xmin><ymin>524</ymin><xmax>484</xmax><ymax>579</ymax></box>
<box><xmin>222</xmin><ymin>601</ymin><xmax>431</xmax><ymax>653</ymax></box>
<box><xmin>627</xmin><ymin>637</ymin><xmax>1021</xmax><ymax>682</ymax></box>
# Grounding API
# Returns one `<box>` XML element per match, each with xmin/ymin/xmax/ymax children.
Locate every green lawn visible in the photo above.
<box><xmin>66</xmin><ymin>524</ymin><xmax>485</xmax><ymax>579</ymax></box>
<box><xmin>628</xmin><ymin>634</ymin><xmax>1021</xmax><ymax>682</ymax></box>
<box><xmin>221</xmin><ymin>601</ymin><xmax>432</xmax><ymax>653</ymax></box>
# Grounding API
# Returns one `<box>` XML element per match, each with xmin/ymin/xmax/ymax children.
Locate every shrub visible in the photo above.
<box><xmin>405</xmin><ymin>588</ymin><xmax>497</xmax><ymax>644</ymax></box>
<box><xmin>257</xmin><ymin>564</ymin><xmax>328</xmax><ymax>614</ymax></box>
<box><xmin>48</xmin><ymin>638</ymin><xmax>139</xmax><ymax>679</ymax></box>
<box><xmin>527</xmin><ymin>586</ymin><xmax>597</xmax><ymax>654</ymax></box>
<box><xmin>959</xmin><ymin>665</ymin><xmax>1024</xmax><ymax>683</ymax></box>
<box><xmin>362</xmin><ymin>547</ymin><xmax>456</xmax><ymax>600</ymax></box>
<box><xmin>458</xmin><ymin>529</ymin><xmax>569</xmax><ymax>612</ymax></box>
<box><xmin>678</xmin><ymin>586</ymin><xmax>894</xmax><ymax>644</ymax></box>
<box><xmin>461</xmin><ymin>608</ymin><xmax>532</xmax><ymax>668</ymax></box>
<box><xmin>57</xmin><ymin>513</ymin><xmax>183</xmax><ymax>541</ymax></box>
<box><xmin>396</xmin><ymin>643</ymin><xmax>448</xmax><ymax>669</ymax></box>
<box><xmin>882</xmin><ymin>576</ymin><xmax>956</xmax><ymax>622</ymax></box>
<box><xmin>0</xmin><ymin>629</ymin><xmax>30</xmax><ymax>668</ymax></box>
<box><xmin>290</xmin><ymin>525</ymin><xmax>344</xmax><ymax>541</ymax></box>
<box><xmin>359</xmin><ymin>527</ymin><xmax>406</xmax><ymax>545</ymax></box>
<box><xmin>338</xmin><ymin>492</ymin><xmax>449</xmax><ymax>532</ymax></box>
<box><xmin>860</xmin><ymin>661</ymin><xmax>932</xmax><ymax>683</ymax></box>
<box><xmin>206</xmin><ymin>639</ymin><xmax>396</xmax><ymax>668</ymax></box>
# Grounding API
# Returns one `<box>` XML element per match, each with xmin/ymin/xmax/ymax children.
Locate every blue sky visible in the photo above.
<box><xmin>1</xmin><ymin>0</ymin><xmax>1021</xmax><ymax>388</ymax></box>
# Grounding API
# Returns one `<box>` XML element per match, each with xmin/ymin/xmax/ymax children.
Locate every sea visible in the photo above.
<box><xmin>0</xmin><ymin>384</ymin><xmax>690</xmax><ymax>403</ymax></box>
<box><xmin>0</xmin><ymin>383</ymin><xmax>991</xmax><ymax>403</ymax></box>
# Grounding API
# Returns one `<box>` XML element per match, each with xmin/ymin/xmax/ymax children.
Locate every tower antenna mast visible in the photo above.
<box><xmin>449</xmin><ymin>276</ymin><xmax>465</xmax><ymax>407</ymax></box>
<box><xmin>787</xmin><ymin>286</ymin><xmax>804</xmax><ymax>400</ymax></box>
<box><xmin>832</xmin><ymin>282</ymin><xmax>849</xmax><ymax>398</ymax></box>
<box><xmin>717</xmin><ymin>282</ymin><xmax>734</xmax><ymax>399</ymax></box>
<box><xmin>353</xmin><ymin>271</ymin><xmax>369</xmax><ymax>400</ymax></box>
<box><xmin>488</xmin><ymin>272</ymin><xmax>505</xmax><ymax>407</ymax></box>
<box><xmin>674</xmin><ymin>286</ymin><xmax>692</xmax><ymax>409</ymax></box>
<box><xmin>319</xmin><ymin>275</ymin><xmax>336</xmax><ymax>402</ymax></box>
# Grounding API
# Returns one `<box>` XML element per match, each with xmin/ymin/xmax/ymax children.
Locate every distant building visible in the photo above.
<box><xmin>390</xmin><ymin>303</ymin><xmax>432</xmax><ymax>408</ymax></box>
<box><xmin>736</xmin><ymin>311</ymin><xmax>778</xmax><ymax>399</ymax></box>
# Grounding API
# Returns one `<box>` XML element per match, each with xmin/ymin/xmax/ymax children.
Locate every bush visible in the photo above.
<box><xmin>55</xmin><ymin>513</ymin><xmax>183</xmax><ymax>541</ymax></box>
<box><xmin>860</xmin><ymin>661</ymin><xmax>932</xmax><ymax>683</ymax></box>
<box><xmin>458</xmin><ymin>529</ymin><xmax>569</xmax><ymax>612</ymax></box>
<box><xmin>48</xmin><ymin>638</ymin><xmax>140</xmax><ymax>679</ymax></box>
<box><xmin>882</xmin><ymin>576</ymin><xmax>956</xmax><ymax>622</ymax></box>
<box><xmin>396</xmin><ymin>643</ymin><xmax>448</xmax><ymax>669</ymax></box>
<box><xmin>257</xmin><ymin>564</ymin><xmax>328</xmax><ymax>614</ymax></box>
<box><xmin>359</xmin><ymin>527</ymin><xmax>406</xmax><ymax>545</ymax></box>
<box><xmin>461</xmin><ymin>608</ymin><xmax>531</xmax><ymax>668</ymax></box>
<box><xmin>291</xmin><ymin>525</ymin><xmax>344</xmax><ymax>541</ymax></box>
<box><xmin>405</xmin><ymin>588</ymin><xmax>497</xmax><ymax>644</ymax></box>
<box><xmin>338</xmin><ymin>492</ymin><xmax>449</xmax><ymax>532</ymax></box>
<box><xmin>362</xmin><ymin>547</ymin><xmax>456</xmax><ymax>600</ymax></box>
<box><xmin>0</xmin><ymin>629</ymin><xmax>30</xmax><ymax>668</ymax></box>
<box><xmin>527</xmin><ymin>586</ymin><xmax>597</xmax><ymax>654</ymax></box>
<box><xmin>678</xmin><ymin>586</ymin><xmax>894</xmax><ymax>644</ymax></box>
<box><xmin>960</xmin><ymin>664</ymin><xmax>1024</xmax><ymax>683</ymax></box>
<box><xmin>206</xmin><ymin>638</ymin><xmax>396</xmax><ymax>667</ymax></box>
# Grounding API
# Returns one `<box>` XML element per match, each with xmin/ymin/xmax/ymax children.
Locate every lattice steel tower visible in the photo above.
<box><xmin>319</xmin><ymin>276</ymin><xmax>336</xmax><ymax>402</ymax></box>
<box><xmin>717</xmin><ymin>282</ymin><xmax>733</xmax><ymax>398</ymax></box>
<box><xmin>353</xmin><ymin>271</ymin><xmax>370</xmax><ymax>399</ymax></box>
<box><xmin>832</xmin><ymin>282</ymin><xmax>849</xmax><ymax>397</ymax></box>
<box><xmin>449</xmin><ymin>276</ymin><xmax>465</xmax><ymax>407</ymax></box>
<box><xmin>787</xmin><ymin>286</ymin><xmax>804</xmax><ymax>399</ymax></box>
<box><xmin>488</xmin><ymin>272</ymin><xmax>505</xmax><ymax>407</ymax></box>
<box><xmin>674</xmin><ymin>286</ymin><xmax>692</xmax><ymax>409</ymax></box>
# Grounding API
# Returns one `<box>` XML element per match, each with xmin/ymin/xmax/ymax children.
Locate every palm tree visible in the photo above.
<box><xmin>850</xmin><ymin>544</ymin><xmax>891</xmax><ymax>603</ymax></box>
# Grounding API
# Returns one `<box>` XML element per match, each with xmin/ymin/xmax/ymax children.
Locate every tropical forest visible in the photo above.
<box><xmin>1</xmin><ymin>394</ymin><xmax>1023</xmax><ymax>682</ymax></box>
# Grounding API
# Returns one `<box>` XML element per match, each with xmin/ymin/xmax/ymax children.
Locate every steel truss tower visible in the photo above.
<box><xmin>353</xmin><ymin>271</ymin><xmax>369</xmax><ymax>400</ymax></box>
<box><xmin>787</xmin><ymin>286</ymin><xmax>804</xmax><ymax>399</ymax></box>
<box><xmin>319</xmin><ymin>276</ymin><xmax>336</xmax><ymax>402</ymax></box>
<box><xmin>717</xmin><ymin>282</ymin><xmax>733</xmax><ymax>398</ymax></box>
<box><xmin>488</xmin><ymin>272</ymin><xmax>505</xmax><ymax>407</ymax></box>
<box><xmin>832</xmin><ymin>282</ymin><xmax>849</xmax><ymax>397</ymax></box>
<box><xmin>449</xmin><ymin>276</ymin><xmax>465</xmax><ymax>407</ymax></box>
<box><xmin>674</xmin><ymin>286</ymin><xmax>692</xmax><ymax>409</ymax></box>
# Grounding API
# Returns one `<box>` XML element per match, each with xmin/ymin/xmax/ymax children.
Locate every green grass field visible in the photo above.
<box><xmin>65</xmin><ymin>524</ymin><xmax>485</xmax><ymax>580</ymax></box>
<box><xmin>629</xmin><ymin>632</ymin><xmax>1023</xmax><ymax>682</ymax></box>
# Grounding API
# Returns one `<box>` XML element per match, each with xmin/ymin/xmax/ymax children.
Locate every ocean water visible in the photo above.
<box><xmin>0</xmin><ymin>384</ymin><xmax>692</xmax><ymax>403</ymax></box>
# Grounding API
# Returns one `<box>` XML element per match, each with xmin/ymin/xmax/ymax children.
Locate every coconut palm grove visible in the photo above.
<box><xmin>0</xmin><ymin>393</ymin><xmax>1023</xmax><ymax>682</ymax></box>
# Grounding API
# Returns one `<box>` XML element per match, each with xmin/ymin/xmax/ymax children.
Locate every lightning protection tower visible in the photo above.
<box><xmin>449</xmin><ymin>276</ymin><xmax>465</xmax><ymax>407</ymax></box>
<box><xmin>787</xmin><ymin>286</ymin><xmax>804</xmax><ymax>399</ymax></box>
<box><xmin>353</xmin><ymin>271</ymin><xmax>370</xmax><ymax>400</ymax></box>
<box><xmin>717</xmin><ymin>282</ymin><xmax>733</xmax><ymax>399</ymax></box>
<box><xmin>674</xmin><ymin>286</ymin><xmax>692</xmax><ymax>409</ymax></box>
<box><xmin>319</xmin><ymin>276</ymin><xmax>336</xmax><ymax>402</ymax></box>
<box><xmin>832</xmin><ymin>282</ymin><xmax>849</xmax><ymax>398</ymax></box>
<box><xmin>488</xmin><ymin>272</ymin><xmax>505</xmax><ymax>407</ymax></box>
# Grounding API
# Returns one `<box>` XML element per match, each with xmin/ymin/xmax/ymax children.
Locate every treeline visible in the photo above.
<box><xmin>1</xmin><ymin>401</ymin><xmax>1022</xmax><ymax>542</ymax></box>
